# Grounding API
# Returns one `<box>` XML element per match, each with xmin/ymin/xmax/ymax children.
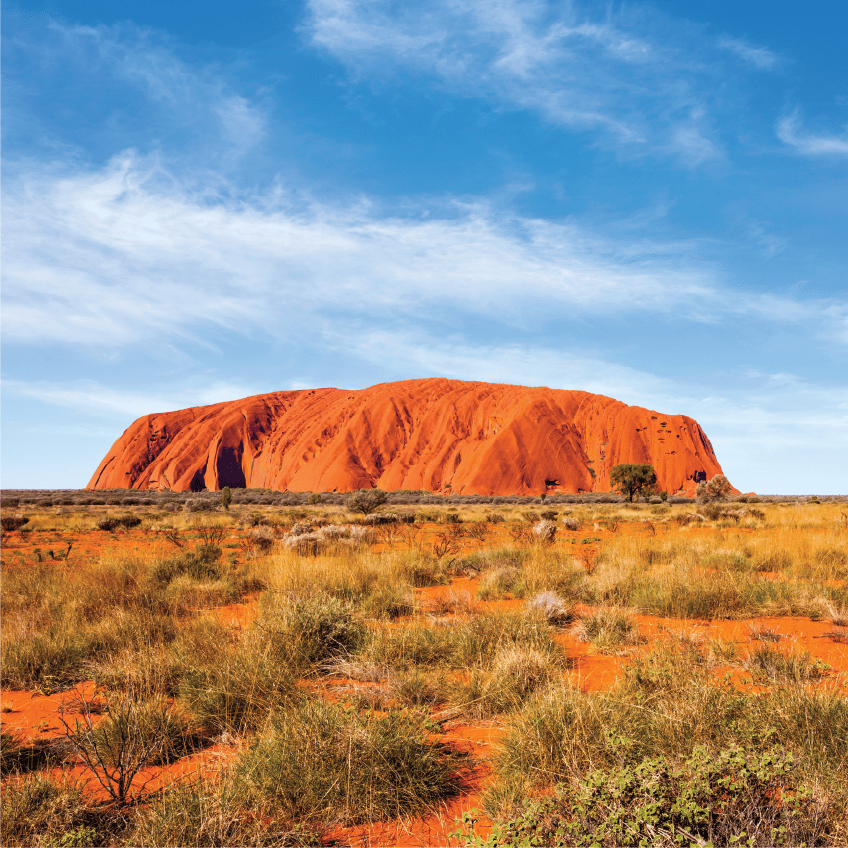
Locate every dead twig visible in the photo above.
<box><xmin>58</xmin><ymin>691</ymin><xmax>164</xmax><ymax>808</ymax></box>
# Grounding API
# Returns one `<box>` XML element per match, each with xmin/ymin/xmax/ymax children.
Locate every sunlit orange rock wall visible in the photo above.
<box><xmin>88</xmin><ymin>378</ymin><xmax>728</xmax><ymax>496</ymax></box>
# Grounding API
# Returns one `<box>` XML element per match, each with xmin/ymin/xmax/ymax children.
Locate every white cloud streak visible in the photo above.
<box><xmin>718</xmin><ymin>36</ymin><xmax>778</xmax><ymax>69</ymax></box>
<box><xmin>777</xmin><ymin>112</ymin><xmax>848</xmax><ymax>157</ymax></box>
<box><xmin>2</xmin><ymin>154</ymin><xmax>715</xmax><ymax>348</ymax></box>
<box><xmin>305</xmin><ymin>0</ymin><xmax>775</xmax><ymax>162</ymax></box>
<box><xmin>3</xmin><ymin>155</ymin><xmax>843</xmax><ymax>352</ymax></box>
<box><xmin>2</xmin><ymin>379</ymin><xmax>271</xmax><ymax>418</ymax></box>
<box><xmin>36</xmin><ymin>21</ymin><xmax>267</xmax><ymax>165</ymax></box>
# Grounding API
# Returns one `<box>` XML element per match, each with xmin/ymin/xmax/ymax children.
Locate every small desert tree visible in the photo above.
<box><xmin>221</xmin><ymin>486</ymin><xmax>232</xmax><ymax>511</ymax></box>
<box><xmin>610</xmin><ymin>464</ymin><xmax>657</xmax><ymax>502</ymax></box>
<box><xmin>696</xmin><ymin>473</ymin><xmax>732</xmax><ymax>503</ymax></box>
<box><xmin>347</xmin><ymin>489</ymin><xmax>388</xmax><ymax>515</ymax></box>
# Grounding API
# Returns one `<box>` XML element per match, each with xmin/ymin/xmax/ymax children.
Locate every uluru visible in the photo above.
<box><xmin>87</xmin><ymin>378</ymin><xmax>728</xmax><ymax>496</ymax></box>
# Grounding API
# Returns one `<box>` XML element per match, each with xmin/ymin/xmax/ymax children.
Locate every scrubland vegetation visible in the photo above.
<box><xmin>1</xmin><ymin>492</ymin><xmax>847</xmax><ymax>846</ymax></box>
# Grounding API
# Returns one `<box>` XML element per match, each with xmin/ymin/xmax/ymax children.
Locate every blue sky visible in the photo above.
<box><xmin>2</xmin><ymin>0</ymin><xmax>847</xmax><ymax>494</ymax></box>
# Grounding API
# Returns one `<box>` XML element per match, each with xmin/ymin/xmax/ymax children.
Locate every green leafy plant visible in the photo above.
<box><xmin>610</xmin><ymin>464</ymin><xmax>658</xmax><ymax>503</ymax></box>
<box><xmin>466</xmin><ymin>746</ymin><xmax>828</xmax><ymax>847</ymax></box>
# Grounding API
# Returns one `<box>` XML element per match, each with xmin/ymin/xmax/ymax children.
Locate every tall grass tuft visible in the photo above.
<box><xmin>235</xmin><ymin>699</ymin><xmax>464</xmax><ymax>825</ymax></box>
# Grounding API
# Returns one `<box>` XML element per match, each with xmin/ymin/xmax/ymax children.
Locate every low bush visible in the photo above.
<box><xmin>469</xmin><ymin>746</ymin><xmax>831</xmax><ymax>847</ymax></box>
<box><xmin>1</xmin><ymin>513</ymin><xmax>29</xmax><ymax>532</ymax></box>
<box><xmin>347</xmin><ymin>489</ymin><xmax>388</xmax><ymax>515</ymax></box>
<box><xmin>97</xmin><ymin>515</ymin><xmax>142</xmax><ymax>532</ymax></box>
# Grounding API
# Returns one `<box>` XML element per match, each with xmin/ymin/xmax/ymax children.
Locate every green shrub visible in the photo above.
<box><xmin>467</xmin><ymin>746</ymin><xmax>830</xmax><ymax>847</ymax></box>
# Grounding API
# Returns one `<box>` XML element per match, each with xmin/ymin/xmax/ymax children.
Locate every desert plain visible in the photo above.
<box><xmin>1</xmin><ymin>488</ymin><xmax>847</xmax><ymax>846</ymax></box>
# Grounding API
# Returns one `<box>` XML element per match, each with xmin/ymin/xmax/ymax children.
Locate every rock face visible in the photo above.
<box><xmin>88</xmin><ymin>378</ymin><xmax>729</xmax><ymax>496</ymax></box>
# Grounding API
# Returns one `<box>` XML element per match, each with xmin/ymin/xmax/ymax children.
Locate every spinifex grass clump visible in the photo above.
<box><xmin>235</xmin><ymin>699</ymin><xmax>464</xmax><ymax>825</ymax></box>
<box><xmin>0</xmin><ymin>774</ymin><xmax>124</xmax><ymax>848</ymax></box>
<box><xmin>525</xmin><ymin>590</ymin><xmax>573</xmax><ymax>626</ymax></box>
<box><xmin>82</xmin><ymin>696</ymin><xmax>203</xmax><ymax>768</ymax></box>
<box><xmin>586</xmin><ymin>532</ymin><xmax>848</xmax><ymax>619</ymax></box>
<box><xmin>452</xmin><ymin>644</ymin><xmax>562</xmax><ymax>718</ymax></box>
<box><xmin>129</xmin><ymin>777</ymin><xmax>323</xmax><ymax>848</ymax></box>
<box><xmin>257</xmin><ymin>591</ymin><xmax>366</xmax><ymax>671</ymax></box>
<box><xmin>571</xmin><ymin>607</ymin><xmax>642</xmax><ymax>652</ymax></box>
<box><xmin>476</xmin><ymin>565</ymin><xmax>524</xmax><ymax>600</ymax></box>
<box><xmin>178</xmin><ymin>640</ymin><xmax>299</xmax><ymax>734</ymax></box>
<box><xmin>151</xmin><ymin>543</ymin><xmax>225</xmax><ymax>584</ymax></box>
<box><xmin>0</xmin><ymin>732</ymin><xmax>67</xmax><ymax>774</ymax></box>
<box><xmin>746</xmin><ymin>644</ymin><xmax>830</xmax><ymax>683</ymax></box>
<box><xmin>1</xmin><ymin>608</ymin><xmax>177</xmax><ymax>692</ymax></box>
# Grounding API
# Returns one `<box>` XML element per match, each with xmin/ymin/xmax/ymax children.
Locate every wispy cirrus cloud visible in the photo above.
<box><xmin>3</xmin><ymin>154</ymin><xmax>845</xmax><ymax>353</ymax></box>
<box><xmin>1</xmin><ymin>379</ymin><xmax>272</xmax><ymax>418</ymax></box>
<box><xmin>777</xmin><ymin>111</ymin><xmax>848</xmax><ymax>157</ymax></box>
<box><xmin>4</xmin><ymin>18</ymin><xmax>267</xmax><ymax>168</ymax></box>
<box><xmin>305</xmin><ymin>0</ymin><xmax>774</xmax><ymax>163</ymax></box>
<box><xmin>718</xmin><ymin>36</ymin><xmax>778</xmax><ymax>69</ymax></box>
<box><xmin>2</xmin><ymin>153</ymin><xmax>714</xmax><ymax>349</ymax></box>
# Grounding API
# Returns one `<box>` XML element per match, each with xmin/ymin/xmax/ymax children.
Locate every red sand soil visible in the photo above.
<box><xmin>0</xmin><ymin>682</ymin><xmax>230</xmax><ymax>801</ymax></box>
<box><xmin>87</xmin><ymin>377</ymin><xmax>727</xmax><ymax>495</ymax></box>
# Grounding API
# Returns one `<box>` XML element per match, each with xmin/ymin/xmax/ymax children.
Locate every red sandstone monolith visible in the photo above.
<box><xmin>88</xmin><ymin>378</ymin><xmax>729</xmax><ymax>495</ymax></box>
